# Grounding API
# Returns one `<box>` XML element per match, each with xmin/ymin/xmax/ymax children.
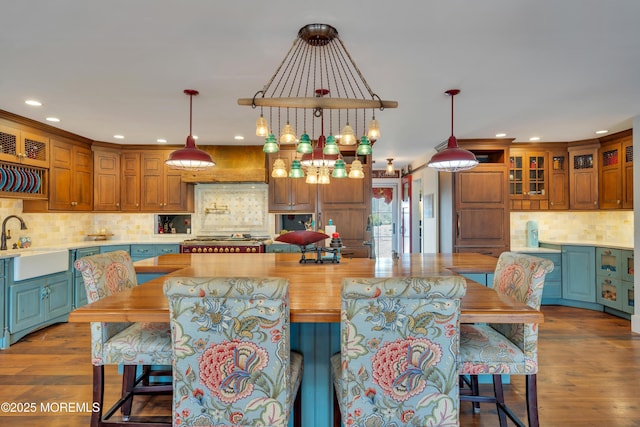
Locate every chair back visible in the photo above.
<box><xmin>164</xmin><ymin>276</ymin><xmax>293</xmax><ymax>427</ymax></box>
<box><xmin>337</xmin><ymin>276</ymin><xmax>467</xmax><ymax>426</ymax></box>
<box><xmin>489</xmin><ymin>252</ymin><xmax>554</xmax><ymax>368</ymax></box>
<box><xmin>74</xmin><ymin>250</ymin><xmax>139</xmax><ymax>365</ymax></box>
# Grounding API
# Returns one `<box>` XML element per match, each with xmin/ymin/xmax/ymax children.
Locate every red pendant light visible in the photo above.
<box><xmin>427</xmin><ymin>89</ymin><xmax>478</xmax><ymax>172</ymax></box>
<box><xmin>165</xmin><ymin>89</ymin><xmax>215</xmax><ymax>170</ymax></box>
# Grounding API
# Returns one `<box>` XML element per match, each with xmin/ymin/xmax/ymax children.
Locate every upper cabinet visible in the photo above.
<box><xmin>568</xmin><ymin>141</ymin><xmax>599</xmax><ymax>210</ymax></box>
<box><xmin>93</xmin><ymin>146</ymin><xmax>121</xmax><ymax>211</ymax></box>
<box><xmin>0</xmin><ymin>122</ymin><xmax>50</xmax><ymax>168</ymax></box>
<box><xmin>599</xmin><ymin>129</ymin><xmax>633</xmax><ymax>210</ymax></box>
<box><xmin>139</xmin><ymin>150</ymin><xmax>193</xmax><ymax>212</ymax></box>
<box><xmin>509</xmin><ymin>149</ymin><xmax>549</xmax><ymax>210</ymax></box>
<box><xmin>548</xmin><ymin>148</ymin><xmax>570</xmax><ymax>210</ymax></box>
<box><xmin>24</xmin><ymin>137</ymin><xmax>93</xmax><ymax>211</ymax></box>
<box><xmin>509</xmin><ymin>143</ymin><xmax>570</xmax><ymax>211</ymax></box>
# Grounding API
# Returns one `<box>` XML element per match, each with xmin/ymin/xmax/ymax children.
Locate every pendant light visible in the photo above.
<box><xmin>427</xmin><ymin>89</ymin><xmax>478</xmax><ymax>172</ymax></box>
<box><xmin>385</xmin><ymin>158</ymin><xmax>395</xmax><ymax>175</ymax></box>
<box><xmin>165</xmin><ymin>90</ymin><xmax>215</xmax><ymax>170</ymax></box>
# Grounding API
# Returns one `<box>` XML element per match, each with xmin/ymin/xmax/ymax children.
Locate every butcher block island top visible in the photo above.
<box><xmin>69</xmin><ymin>252</ymin><xmax>543</xmax><ymax>324</ymax></box>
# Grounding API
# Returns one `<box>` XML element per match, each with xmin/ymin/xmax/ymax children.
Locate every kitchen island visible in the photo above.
<box><xmin>69</xmin><ymin>252</ymin><xmax>540</xmax><ymax>427</ymax></box>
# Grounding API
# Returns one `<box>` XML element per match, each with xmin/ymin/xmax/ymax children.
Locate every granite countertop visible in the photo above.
<box><xmin>538</xmin><ymin>240</ymin><xmax>633</xmax><ymax>250</ymax></box>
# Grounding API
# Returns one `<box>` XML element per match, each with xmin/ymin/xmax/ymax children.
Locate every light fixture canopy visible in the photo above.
<box><xmin>166</xmin><ymin>89</ymin><xmax>215</xmax><ymax>170</ymax></box>
<box><xmin>427</xmin><ymin>89</ymin><xmax>478</xmax><ymax>172</ymax></box>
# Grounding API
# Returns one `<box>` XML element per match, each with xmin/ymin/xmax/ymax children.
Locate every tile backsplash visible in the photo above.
<box><xmin>511</xmin><ymin>211</ymin><xmax>634</xmax><ymax>248</ymax></box>
<box><xmin>0</xmin><ymin>196</ymin><xmax>633</xmax><ymax>249</ymax></box>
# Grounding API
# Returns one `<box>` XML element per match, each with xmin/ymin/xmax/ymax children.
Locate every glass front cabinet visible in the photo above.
<box><xmin>509</xmin><ymin>149</ymin><xmax>549</xmax><ymax>210</ymax></box>
<box><xmin>596</xmin><ymin>247</ymin><xmax>634</xmax><ymax>315</ymax></box>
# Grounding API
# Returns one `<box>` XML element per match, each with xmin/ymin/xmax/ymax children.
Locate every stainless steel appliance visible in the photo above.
<box><xmin>180</xmin><ymin>235</ymin><xmax>268</xmax><ymax>254</ymax></box>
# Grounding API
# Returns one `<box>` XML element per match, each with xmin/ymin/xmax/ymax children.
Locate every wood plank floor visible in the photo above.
<box><xmin>0</xmin><ymin>306</ymin><xmax>639</xmax><ymax>426</ymax></box>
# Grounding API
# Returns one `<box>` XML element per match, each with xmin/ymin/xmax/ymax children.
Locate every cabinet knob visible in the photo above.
<box><xmin>116</xmin><ymin>203</ymin><xmax>120</xmax><ymax>207</ymax></box>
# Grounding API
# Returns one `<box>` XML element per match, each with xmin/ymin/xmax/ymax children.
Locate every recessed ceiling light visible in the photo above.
<box><xmin>157</xmin><ymin>138</ymin><xmax>167</xmax><ymax>143</ymax></box>
<box><xmin>25</xmin><ymin>99</ymin><xmax>42</xmax><ymax>106</ymax></box>
<box><xmin>234</xmin><ymin>135</ymin><xmax>245</xmax><ymax>140</ymax></box>
<box><xmin>45</xmin><ymin>117</ymin><xmax>60</xmax><ymax>122</ymax></box>
<box><xmin>595</xmin><ymin>129</ymin><xmax>609</xmax><ymax>134</ymax></box>
<box><xmin>495</xmin><ymin>133</ymin><xmax>507</xmax><ymax>138</ymax></box>
<box><xmin>529</xmin><ymin>137</ymin><xmax>541</xmax><ymax>141</ymax></box>
<box><xmin>113</xmin><ymin>135</ymin><xmax>125</xmax><ymax>139</ymax></box>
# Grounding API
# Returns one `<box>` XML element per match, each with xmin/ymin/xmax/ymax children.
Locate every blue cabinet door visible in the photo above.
<box><xmin>562</xmin><ymin>246</ymin><xmax>596</xmax><ymax>303</ymax></box>
<box><xmin>9</xmin><ymin>279</ymin><xmax>44</xmax><ymax>333</ymax></box>
<box><xmin>46</xmin><ymin>272</ymin><xmax>73</xmax><ymax>319</ymax></box>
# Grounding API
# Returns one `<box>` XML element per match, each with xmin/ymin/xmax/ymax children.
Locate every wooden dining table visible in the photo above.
<box><xmin>68</xmin><ymin>252</ymin><xmax>543</xmax><ymax>324</ymax></box>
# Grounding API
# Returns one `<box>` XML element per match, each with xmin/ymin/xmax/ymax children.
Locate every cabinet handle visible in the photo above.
<box><xmin>116</xmin><ymin>203</ymin><xmax>120</xmax><ymax>207</ymax></box>
<box><xmin>456</xmin><ymin>213</ymin><xmax>461</xmax><ymax>238</ymax></box>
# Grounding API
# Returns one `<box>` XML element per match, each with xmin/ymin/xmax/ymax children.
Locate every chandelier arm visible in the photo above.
<box><xmin>262</xmin><ymin>38</ymin><xmax>301</xmax><ymax>96</ymax></box>
<box><xmin>278</xmin><ymin>39</ymin><xmax>306</xmax><ymax>98</ymax></box>
<box><xmin>328</xmin><ymin>38</ymin><xmax>353</xmax><ymax>100</ymax></box>
<box><xmin>335</xmin><ymin>36</ymin><xmax>377</xmax><ymax>98</ymax></box>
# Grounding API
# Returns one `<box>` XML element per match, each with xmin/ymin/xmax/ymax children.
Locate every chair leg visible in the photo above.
<box><xmin>332</xmin><ymin>387</ymin><xmax>342</xmax><ymax>427</ymax></box>
<box><xmin>526</xmin><ymin>374</ymin><xmax>539</xmax><ymax>427</ymax></box>
<box><xmin>121</xmin><ymin>365</ymin><xmax>137</xmax><ymax>421</ymax></box>
<box><xmin>493</xmin><ymin>374</ymin><xmax>508</xmax><ymax>427</ymax></box>
<box><xmin>293</xmin><ymin>386</ymin><xmax>302</xmax><ymax>427</ymax></box>
<box><xmin>91</xmin><ymin>365</ymin><xmax>104</xmax><ymax>427</ymax></box>
<box><xmin>470</xmin><ymin>375</ymin><xmax>480</xmax><ymax>413</ymax></box>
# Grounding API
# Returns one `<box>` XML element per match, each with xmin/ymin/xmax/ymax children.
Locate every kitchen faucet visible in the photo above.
<box><xmin>1</xmin><ymin>215</ymin><xmax>27</xmax><ymax>250</ymax></box>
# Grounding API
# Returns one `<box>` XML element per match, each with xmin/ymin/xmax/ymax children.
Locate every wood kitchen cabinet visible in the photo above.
<box><xmin>622</xmin><ymin>135</ymin><xmax>633</xmax><ymax>209</ymax></box>
<box><xmin>24</xmin><ymin>137</ymin><xmax>93</xmax><ymax>211</ymax></box>
<box><xmin>117</xmin><ymin>149</ymin><xmax>193</xmax><ymax>212</ymax></box>
<box><xmin>450</xmin><ymin>140</ymin><xmax>511</xmax><ymax>257</ymax></box>
<box><xmin>0</xmin><ymin>122</ymin><xmax>50</xmax><ymax>168</ymax></box>
<box><xmin>509</xmin><ymin>149</ymin><xmax>548</xmax><ymax>210</ymax></box>
<box><xmin>140</xmin><ymin>150</ymin><xmax>193</xmax><ymax>212</ymax></box>
<box><xmin>267</xmin><ymin>151</ymin><xmax>315</xmax><ymax>212</ymax></box>
<box><xmin>568</xmin><ymin>141</ymin><xmax>599</xmax><ymax>209</ymax></box>
<box><xmin>548</xmin><ymin>147</ymin><xmax>570</xmax><ymax>209</ymax></box>
<box><xmin>93</xmin><ymin>146</ymin><xmax>121</xmax><ymax>211</ymax></box>
<box><xmin>599</xmin><ymin>129</ymin><xmax>632</xmax><ymax>209</ymax></box>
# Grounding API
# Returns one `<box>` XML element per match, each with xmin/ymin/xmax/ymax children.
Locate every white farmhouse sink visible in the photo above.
<box><xmin>13</xmin><ymin>249</ymin><xmax>69</xmax><ymax>281</ymax></box>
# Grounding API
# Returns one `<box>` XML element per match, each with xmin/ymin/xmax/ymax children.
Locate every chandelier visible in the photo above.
<box><xmin>238</xmin><ymin>23</ymin><xmax>397</xmax><ymax>183</ymax></box>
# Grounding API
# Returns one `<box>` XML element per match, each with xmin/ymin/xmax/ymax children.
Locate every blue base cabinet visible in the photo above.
<box><xmin>561</xmin><ymin>245</ymin><xmax>598</xmax><ymax>306</ymax></box>
<box><xmin>7</xmin><ymin>270</ymin><xmax>72</xmax><ymax>347</ymax></box>
<box><xmin>131</xmin><ymin>244</ymin><xmax>180</xmax><ymax>262</ymax></box>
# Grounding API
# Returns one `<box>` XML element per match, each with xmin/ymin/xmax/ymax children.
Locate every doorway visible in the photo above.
<box><xmin>372</xmin><ymin>184</ymin><xmax>399</xmax><ymax>258</ymax></box>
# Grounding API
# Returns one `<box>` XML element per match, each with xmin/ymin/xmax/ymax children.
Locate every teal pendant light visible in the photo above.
<box><xmin>289</xmin><ymin>159</ymin><xmax>305</xmax><ymax>178</ymax></box>
<box><xmin>296</xmin><ymin>133</ymin><xmax>313</xmax><ymax>153</ymax></box>
<box><xmin>323</xmin><ymin>134</ymin><xmax>340</xmax><ymax>155</ymax></box>
<box><xmin>356</xmin><ymin>135</ymin><xmax>373</xmax><ymax>155</ymax></box>
<box><xmin>262</xmin><ymin>133</ymin><xmax>279</xmax><ymax>153</ymax></box>
<box><xmin>331</xmin><ymin>158</ymin><xmax>348</xmax><ymax>178</ymax></box>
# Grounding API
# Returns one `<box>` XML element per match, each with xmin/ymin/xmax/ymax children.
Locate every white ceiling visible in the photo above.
<box><xmin>2</xmin><ymin>1</ymin><xmax>639</xmax><ymax>171</ymax></box>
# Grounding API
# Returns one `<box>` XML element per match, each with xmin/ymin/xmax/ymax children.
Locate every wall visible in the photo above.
<box><xmin>511</xmin><ymin>211</ymin><xmax>634</xmax><ymax>248</ymax></box>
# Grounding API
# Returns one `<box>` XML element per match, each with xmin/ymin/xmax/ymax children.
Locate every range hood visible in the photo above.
<box><xmin>180</xmin><ymin>145</ymin><xmax>267</xmax><ymax>183</ymax></box>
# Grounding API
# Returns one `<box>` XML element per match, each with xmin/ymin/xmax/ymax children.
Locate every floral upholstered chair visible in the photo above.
<box><xmin>330</xmin><ymin>276</ymin><xmax>467</xmax><ymax>427</ymax></box>
<box><xmin>74</xmin><ymin>250</ymin><xmax>172</xmax><ymax>426</ymax></box>
<box><xmin>458</xmin><ymin>252</ymin><xmax>554</xmax><ymax>427</ymax></box>
<box><xmin>163</xmin><ymin>276</ymin><xmax>303</xmax><ymax>427</ymax></box>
